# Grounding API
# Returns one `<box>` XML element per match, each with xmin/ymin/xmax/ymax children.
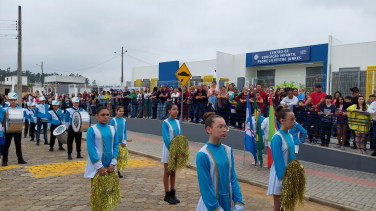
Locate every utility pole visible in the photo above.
<box><xmin>17</xmin><ymin>6</ymin><xmax>22</xmax><ymax>104</ymax></box>
<box><xmin>41</xmin><ymin>61</ymin><xmax>43</xmax><ymax>87</ymax></box>
<box><xmin>121</xmin><ymin>46</ymin><xmax>124</xmax><ymax>87</ymax></box>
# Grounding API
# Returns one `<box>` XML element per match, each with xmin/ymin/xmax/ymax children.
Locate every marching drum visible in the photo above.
<box><xmin>53</xmin><ymin>125</ymin><xmax>68</xmax><ymax>144</ymax></box>
<box><xmin>6</xmin><ymin>107</ymin><xmax>23</xmax><ymax>133</ymax></box>
<box><xmin>72</xmin><ymin>111</ymin><xmax>91</xmax><ymax>132</ymax></box>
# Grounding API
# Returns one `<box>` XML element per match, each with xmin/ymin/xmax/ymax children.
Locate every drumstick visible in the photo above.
<box><xmin>127</xmin><ymin>139</ymin><xmax>132</xmax><ymax>142</ymax></box>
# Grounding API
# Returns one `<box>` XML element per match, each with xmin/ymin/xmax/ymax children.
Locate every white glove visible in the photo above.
<box><xmin>235</xmin><ymin>205</ymin><xmax>244</xmax><ymax>211</ymax></box>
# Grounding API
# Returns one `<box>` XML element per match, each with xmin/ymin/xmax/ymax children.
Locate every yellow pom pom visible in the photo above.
<box><xmin>293</xmin><ymin>85</ymin><xmax>296</xmax><ymax>88</ymax></box>
<box><xmin>117</xmin><ymin>144</ymin><xmax>129</xmax><ymax>171</ymax></box>
<box><xmin>168</xmin><ymin>134</ymin><xmax>190</xmax><ymax>172</ymax></box>
<box><xmin>90</xmin><ymin>168</ymin><xmax>121</xmax><ymax>211</ymax></box>
<box><xmin>281</xmin><ymin>160</ymin><xmax>306</xmax><ymax>211</ymax></box>
<box><xmin>280</xmin><ymin>85</ymin><xmax>284</xmax><ymax>88</ymax></box>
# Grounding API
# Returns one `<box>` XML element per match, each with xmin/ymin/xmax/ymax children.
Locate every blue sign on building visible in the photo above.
<box><xmin>251</xmin><ymin>46</ymin><xmax>311</xmax><ymax>66</ymax></box>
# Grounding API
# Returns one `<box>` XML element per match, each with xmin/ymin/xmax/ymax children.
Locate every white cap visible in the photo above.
<box><xmin>72</xmin><ymin>97</ymin><xmax>80</xmax><ymax>103</ymax></box>
<box><xmin>32</xmin><ymin>102</ymin><xmax>37</xmax><ymax>106</ymax></box>
<box><xmin>8</xmin><ymin>92</ymin><xmax>18</xmax><ymax>99</ymax></box>
<box><xmin>52</xmin><ymin>100</ymin><xmax>60</xmax><ymax>105</ymax></box>
<box><xmin>39</xmin><ymin>96</ymin><xmax>46</xmax><ymax>101</ymax></box>
<box><xmin>27</xmin><ymin>102</ymin><xmax>33</xmax><ymax>106</ymax></box>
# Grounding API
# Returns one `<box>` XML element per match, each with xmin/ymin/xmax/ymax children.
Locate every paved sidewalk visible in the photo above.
<box><xmin>126</xmin><ymin>131</ymin><xmax>376</xmax><ymax>211</ymax></box>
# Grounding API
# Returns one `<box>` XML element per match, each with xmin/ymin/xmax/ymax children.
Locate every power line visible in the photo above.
<box><xmin>124</xmin><ymin>46</ymin><xmax>195</xmax><ymax>61</ymax></box>
<box><xmin>124</xmin><ymin>53</ymin><xmax>153</xmax><ymax>65</ymax></box>
<box><xmin>42</xmin><ymin>54</ymin><xmax>121</xmax><ymax>73</ymax></box>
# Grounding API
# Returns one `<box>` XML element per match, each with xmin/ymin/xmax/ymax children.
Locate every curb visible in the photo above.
<box><xmin>128</xmin><ymin>149</ymin><xmax>363</xmax><ymax>211</ymax></box>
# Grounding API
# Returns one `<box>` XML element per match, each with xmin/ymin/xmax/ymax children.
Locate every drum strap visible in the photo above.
<box><xmin>53</xmin><ymin>109</ymin><xmax>62</xmax><ymax>123</ymax></box>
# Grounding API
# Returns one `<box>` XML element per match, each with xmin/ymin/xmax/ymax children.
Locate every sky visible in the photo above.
<box><xmin>1</xmin><ymin>0</ymin><xmax>375</xmax><ymax>86</ymax></box>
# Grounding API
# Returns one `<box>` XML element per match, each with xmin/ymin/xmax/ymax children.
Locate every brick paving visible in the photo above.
<box><xmin>126</xmin><ymin>131</ymin><xmax>376</xmax><ymax>211</ymax></box>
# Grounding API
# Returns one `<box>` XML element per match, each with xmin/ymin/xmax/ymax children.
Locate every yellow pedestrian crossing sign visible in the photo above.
<box><xmin>175</xmin><ymin>63</ymin><xmax>192</xmax><ymax>87</ymax></box>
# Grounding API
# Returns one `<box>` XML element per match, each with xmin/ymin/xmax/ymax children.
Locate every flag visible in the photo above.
<box><xmin>268</xmin><ymin>93</ymin><xmax>278</xmax><ymax>169</ymax></box>
<box><xmin>244</xmin><ymin>93</ymin><xmax>257</xmax><ymax>164</ymax></box>
<box><xmin>254</xmin><ymin>93</ymin><xmax>264</xmax><ymax>167</ymax></box>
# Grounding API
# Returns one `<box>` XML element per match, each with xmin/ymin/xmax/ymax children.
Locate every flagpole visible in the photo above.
<box><xmin>243</xmin><ymin>145</ymin><xmax>245</xmax><ymax>166</ymax></box>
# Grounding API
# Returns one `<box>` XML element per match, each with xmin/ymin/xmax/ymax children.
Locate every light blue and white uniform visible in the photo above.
<box><xmin>24</xmin><ymin>108</ymin><xmax>31</xmax><ymax>123</ymax></box>
<box><xmin>64</xmin><ymin>107</ymin><xmax>84</xmax><ymax>128</ymax></box>
<box><xmin>289</xmin><ymin>122</ymin><xmax>307</xmax><ymax>154</ymax></box>
<box><xmin>0</xmin><ymin>107</ymin><xmax>6</xmax><ymax>155</ymax></box>
<box><xmin>29</xmin><ymin>108</ymin><xmax>37</xmax><ymax>124</ymax></box>
<box><xmin>110</xmin><ymin>117</ymin><xmax>127</xmax><ymax>146</ymax></box>
<box><xmin>196</xmin><ymin>142</ymin><xmax>244</xmax><ymax>211</ymax></box>
<box><xmin>84</xmin><ymin>123</ymin><xmax>119</xmax><ymax>178</ymax></box>
<box><xmin>48</xmin><ymin>109</ymin><xmax>64</xmax><ymax>126</ymax></box>
<box><xmin>161</xmin><ymin>118</ymin><xmax>182</xmax><ymax>163</ymax></box>
<box><xmin>267</xmin><ymin>129</ymin><xmax>296</xmax><ymax>195</ymax></box>
<box><xmin>34</xmin><ymin>103</ymin><xmax>50</xmax><ymax>121</ymax></box>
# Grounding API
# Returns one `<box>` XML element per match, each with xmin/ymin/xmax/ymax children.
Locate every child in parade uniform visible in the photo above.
<box><xmin>161</xmin><ymin>103</ymin><xmax>182</xmax><ymax>205</ymax></box>
<box><xmin>289</xmin><ymin>121</ymin><xmax>307</xmax><ymax>154</ymax></box>
<box><xmin>84</xmin><ymin>105</ymin><xmax>119</xmax><ymax>178</ymax></box>
<box><xmin>1</xmin><ymin>92</ymin><xmax>27</xmax><ymax>166</ymax></box>
<box><xmin>84</xmin><ymin>105</ymin><xmax>120</xmax><ymax>210</ymax></box>
<box><xmin>0</xmin><ymin>104</ymin><xmax>5</xmax><ymax>168</ymax></box>
<box><xmin>29</xmin><ymin>102</ymin><xmax>37</xmax><ymax>142</ymax></box>
<box><xmin>65</xmin><ymin>96</ymin><xmax>85</xmax><ymax>160</ymax></box>
<box><xmin>23</xmin><ymin>105</ymin><xmax>30</xmax><ymax>138</ymax></box>
<box><xmin>110</xmin><ymin>106</ymin><xmax>127</xmax><ymax>178</ymax></box>
<box><xmin>48</xmin><ymin>98</ymin><xmax>65</xmax><ymax>151</ymax></box>
<box><xmin>35</xmin><ymin>96</ymin><xmax>50</xmax><ymax>146</ymax></box>
<box><xmin>196</xmin><ymin>112</ymin><xmax>244</xmax><ymax>211</ymax></box>
<box><xmin>267</xmin><ymin>106</ymin><xmax>296</xmax><ymax>211</ymax></box>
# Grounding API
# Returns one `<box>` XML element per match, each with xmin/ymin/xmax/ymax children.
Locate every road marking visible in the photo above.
<box><xmin>0</xmin><ymin>165</ymin><xmax>22</xmax><ymax>171</ymax></box>
<box><xmin>0</xmin><ymin>159</ymin><xmax>156</xmax><ymax>178</ymax></box>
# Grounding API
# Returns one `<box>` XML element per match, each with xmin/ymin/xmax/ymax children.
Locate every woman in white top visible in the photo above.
<box><xmin>143</xmin><ymin>87</ymin><xmax>152</xmax><ymax>118</ymax></box>
<box><xmin>170</xmin><ymin>88</ymin><xmax>180</xmax><ymax>105</ymax></box>
<box><xmin>137</xmin><ymin>88</ymin><xmax>144</xmax><ymax>118</ymax></box>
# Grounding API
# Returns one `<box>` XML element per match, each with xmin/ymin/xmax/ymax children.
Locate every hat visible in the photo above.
<box><xmin>32</xmin><ymin>102</ymin><xmax>37</xmax><ymax>106</ymax></box>
<box><xmin>315</xmin><ymin>84</ymin><xmax>322</xmax><ymax>88</ymax></box>
<box><xmin>27</xmin><ymin>102</ymin><xmax>33</xmax><ymax>106</ymax></box>
<box><xmin>52</xmin><ymin>100</ymin><xmax>60</xmax><ymax>105</ymax></box>
<box><xmin>8</xmin><ymin>92</ymin><xmax>18</xmax><ymax>99</ymax></box>
<box><xmin>39</xmin><ymin>96</ymin><xmax>46</xmax><ymax>101</ymax></box>
<box><xmin>350</xmin><ymin>87</ymin><xmax>359</xmax><ymax>92</ymax></box>
<box><xmin>72</xmin><ymin>97</ymin><xmax>80</xmax><ymax>103</ymax></box>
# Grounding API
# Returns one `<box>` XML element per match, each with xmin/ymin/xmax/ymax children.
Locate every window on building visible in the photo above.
<box><xmin>306</xmin><ymin>66</ymin><xmax>323</xmax><ymax>93</ymax></box>
<box><xmin>257</xmin><ymin>70</ymin><xmax>275</xmax><ymax>89</ymax></box>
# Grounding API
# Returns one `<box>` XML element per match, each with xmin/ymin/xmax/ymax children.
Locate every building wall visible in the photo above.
<box><xmin>131</xmin><ymin>65</ymin><xmax>159</xmax><ymax>82</ymax></box>
<box><xmin>331</xmin><ymin>41</ymin><xmax>376</xmax><ymax>72</ymax></box>
<box><xmin>184</xmin><ymin>59</ymin><xmax>216</xmax><ymax>79</ymax></box>
<box><xmin>3</xmin><ymin>76</ymin><xmax>28</xmax><ymax>86</ymax></box>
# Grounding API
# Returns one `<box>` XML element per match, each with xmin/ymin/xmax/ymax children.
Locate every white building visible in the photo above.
<box><xmin>3</xmin><ymin>75</ymin><xmax>28</xmax><ymax>86</ymax></box>
<box><xmin>131</xmin><ymin>35</ymin><xmax>376</xmax><ymax>96</ymax></box>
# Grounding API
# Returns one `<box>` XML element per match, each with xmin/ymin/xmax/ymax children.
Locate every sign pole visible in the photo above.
<box><xmin>180</xmin><ymin>82</ymin><xmax>183</xmax><ymax>121</ymax></box>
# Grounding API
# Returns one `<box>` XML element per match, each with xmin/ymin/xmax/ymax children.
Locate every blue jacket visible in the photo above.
<box><xmin>289</xmin><ymin>122</ymin><xmax>307</xmax><ymax>145</ymax></box>
<box><xmin>48</xmin><ymin>109</ymin><xmax>64</xmax><ymax>125</ymax></box>
<box><xmin>34</xmin><ymin>104</ymin><xmax>50</xmax><ymax>120</ymax></box>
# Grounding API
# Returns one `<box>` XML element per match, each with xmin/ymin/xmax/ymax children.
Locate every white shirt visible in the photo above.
<box><xmin>171</xmin><ymin>93</ymin><xmax>180</xmax><ymax>103</ymax></box>
<box><xmin>280</xmin><ymin>96</ymin><xmax>298</xmax><ymax>110</ymax></box>
<box><xmin>367</xmin><ymin>101</ymin><xmax>376</xmax><ymax>121</ymax></box>
<box><xmin>144</xmin><ymin>92</ymin><xmax>151</xmax><ymax>99</ymax></box>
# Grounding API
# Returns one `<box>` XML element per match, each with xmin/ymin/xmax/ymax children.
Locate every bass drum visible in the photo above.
<box><xmin>6</xmin><ymin>107</ymin><xmax>23</xmax><ymax>133</ymax></box>
<box><xmin>72</xmin><ymin>111</ymin><xmax>91</xmax><ymax>132</ymax></box>
<box><xmin>53</xmin><ymin>125</ymin><xmax>67</xmax><ymax>144</ymax></box>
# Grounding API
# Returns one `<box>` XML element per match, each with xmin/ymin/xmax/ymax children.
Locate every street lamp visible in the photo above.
<box><xmin>114</xmin><ymin>47</ymin><xmax>127</xmax><ymax>87</ymax></box>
